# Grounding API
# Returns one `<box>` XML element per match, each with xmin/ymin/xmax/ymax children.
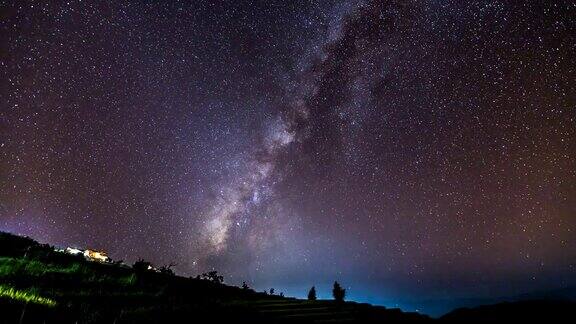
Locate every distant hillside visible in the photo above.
<box><xmin>514</xmin><ymin>286</ymin><xmax>576</xmax><ymax>302</ymax></box>
<box><xmin>0</xmin><ymin>231</ymin><xmax>430</xmax><ymax>323</ymax></box>
<box><xmin>405</xmin><ymin>286</ymin><xmax>576</xmax><ymax>317</ymax></box>
<box><xmin>440</xmin><ymin>300</ymin><xmax>575</xmax><ymax>323</ymax></box>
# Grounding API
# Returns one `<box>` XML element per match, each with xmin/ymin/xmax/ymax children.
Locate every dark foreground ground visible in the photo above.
<box><xmin>0</xmin><ymin>231</ymin><xmax>573</xmax><ymax>323</ymax></box>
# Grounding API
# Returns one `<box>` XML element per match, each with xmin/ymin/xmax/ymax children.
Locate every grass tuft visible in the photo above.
<box><xmin>0</xmin><ymin>285</ymin><xmax>57</xmax><ymax>307</ymax></box>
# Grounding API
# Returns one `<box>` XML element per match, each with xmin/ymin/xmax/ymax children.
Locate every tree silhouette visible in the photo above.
<box><xmin>133</xmin><ymin>259</ymin><xmax>152</xmax><ymax>273</ymax></box>
<box><xmin>308</xmin><ymin>286</ymin><xmax>317</xmax><ymax>300</ymax></box>
<box><xmin>242</xmin><ymin>281</ymin><xmax>250</xmax><ymax>290</ymax></box>
<box><xmin>269</xmin><ymin>288</ymin><xmax>275</xmax><ymax>295</ymax></box>
<box><xmin>332</xmin><ymin>281</ymin><xmax>346</xmax><ymax>302</ymax></box>
<box><xmin>158</xmin><ymin>263</ymin><xmax>176</xmax><ymax>275</ymax></box>
<box><xmin>199</xmin><ymin>270</ymin><xmax>224</xmax><ymax>283</ymax></box>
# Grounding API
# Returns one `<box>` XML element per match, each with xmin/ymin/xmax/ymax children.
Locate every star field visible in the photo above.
<box><xmin>1</xmin><ymin>0</ymin><xmax>575</xmax><ymax>315</ymax></box>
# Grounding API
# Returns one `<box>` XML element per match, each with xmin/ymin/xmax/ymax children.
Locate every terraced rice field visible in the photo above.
<box><xmin>245</xmin><ymin>299</ymin><xmax>427</xmax><ymax>323</ymax></box>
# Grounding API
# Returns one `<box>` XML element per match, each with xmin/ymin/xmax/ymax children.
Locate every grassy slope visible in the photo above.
<box><xmin>0</xmin><ymin>231</ymin><xmax>430</xmax><ymax>323</ymax></box>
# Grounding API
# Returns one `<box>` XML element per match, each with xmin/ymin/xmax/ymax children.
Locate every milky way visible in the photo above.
<box><xmin>1</xmin><ymin>0</ymin><xmax>575</xmax><ymax>315</ymax></box>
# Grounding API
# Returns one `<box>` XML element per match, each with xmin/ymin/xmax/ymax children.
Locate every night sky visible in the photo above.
<box><xmin>1</xmin><ymin>0</ymin><xmax>575</xmax><ymax>315</ymax></box>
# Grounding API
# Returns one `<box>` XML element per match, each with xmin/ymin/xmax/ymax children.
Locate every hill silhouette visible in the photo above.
<box><xmin>1</xmin><ymin>230</ymin><xmax>574</xmax><ymax>323</ymax></box>
<box><xmin>440</xmin><ymin>300</ymin><xmax>575</xmax><ymax>323</ymax></box>
<box><xmin>0</xmin><ymin>231</ymin><xmax>429</xmax><ymax>323</ymax></box>
<box><xmin>404</xmin><ymin>285</ymin><xmax>576</xmax><ymax>317</ymax></box>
